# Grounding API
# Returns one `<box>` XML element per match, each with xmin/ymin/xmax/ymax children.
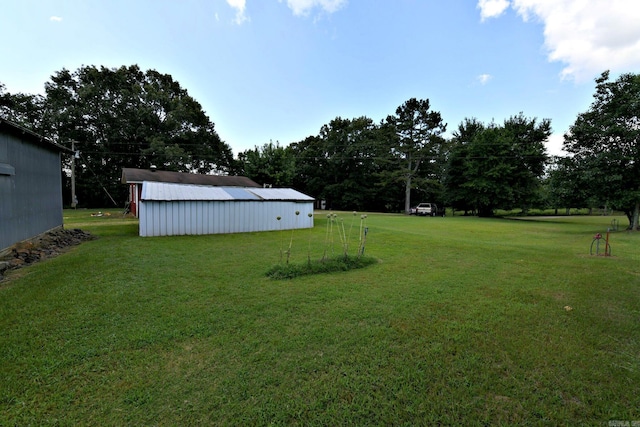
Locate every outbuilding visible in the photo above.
<box><xmin>138</xmin><ymin>181</ymin><xmax>314</xmax><ymax>237</ymax></box>
<box><xmin>122</xmin><ymin>167</ymin><xmax>260</xmax><ymax>217</ymax></box>
<box><xmin>0</xmin><ymin>119</ymin><xmax>72</xmax><ymax>252</ymax></box>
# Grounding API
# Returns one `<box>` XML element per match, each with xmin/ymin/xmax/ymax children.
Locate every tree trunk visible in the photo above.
<box><xmin>404</xmin><ymin>175</ymin><xmax>412</xmax><ymax>214</ymax></box>
<box><xmin>478</xmin><ymin>205</ymin><xmax>493</xmax><ymax>217</ymax></box>
<box><xmin>633</xmin><ymin>201</ymin><xmax>640</xmax><ymax>231</ymax></box>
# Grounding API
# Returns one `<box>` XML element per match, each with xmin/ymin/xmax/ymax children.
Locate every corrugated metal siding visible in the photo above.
<box><xmin>0</xmin><ymin>131</ymin><xmax>65</xmax><ymax>251</ymax></box>
<box><xmin>139</xmin><ymin>197</ymin><xmax>314</xmax><ymax>237</ymax></box>
<box><xmin>138</xmin><ymin>181</ymin><xmax>315</xmax><ymax>237</ymax></box>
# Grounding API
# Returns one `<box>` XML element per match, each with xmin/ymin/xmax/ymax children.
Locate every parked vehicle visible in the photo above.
<box><xmin>408</xmin><ymin>206</ymin><xmax>418</xmax><ymax>215</ymax></box>
<box><xmin>415</xmin><ymin>202</ymin><xmax>438</xmax><ymax>216</ymax></box>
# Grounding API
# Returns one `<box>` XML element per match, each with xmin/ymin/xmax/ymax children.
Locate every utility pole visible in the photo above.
<box><xmin>71</xmin><ymin>140</ymin><xmax>77</xmax><ymax>209</ymax></box>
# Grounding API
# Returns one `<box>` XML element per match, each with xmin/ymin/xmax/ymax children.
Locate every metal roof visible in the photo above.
<box><xmin>223</xmin><ymin>187</ymin><xmax>261</xmax><ymax>200</ymax></box>
<box><xmin>141</xmin><ymin>181</ymin><xmax>314</xmax><ymax>202</ymax></box>
<box><xmin>247</xmin><ymin>187</ymin><xmax>315</xmax><ymax>201</ymax></box>
<box><xmin>122</xmin><ymin>167</ymin><xmax>260</xmax><ymax>187</ymax></box>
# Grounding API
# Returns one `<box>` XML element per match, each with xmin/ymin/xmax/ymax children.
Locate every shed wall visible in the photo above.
<box><xmin>139</xmin><ymin>200</ymin><xmax>314</xmax><ymax>237</ymax></box>
<box><xmin>0</xmin><ymin>132</ymin><xmax>64</xmax><ymax>251</ymax></box>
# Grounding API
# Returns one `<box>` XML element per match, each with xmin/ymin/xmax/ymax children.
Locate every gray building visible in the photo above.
<box><xmin>0</xmin><ymin>119</ymin><xmax>71</xmax><ymax>252</ymax></box>
<box><xmin>122</xmin><ymin>167</ymin><xmax>260</xmax><ymax>217</ymax></box>
<box><xmin>138</xmin><ymin>181</ymin><xmax>314</xmax><ymax>237</ymax></box>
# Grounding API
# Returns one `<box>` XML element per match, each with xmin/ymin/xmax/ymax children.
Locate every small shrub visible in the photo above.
<box><xmin>266</xmin><ymin>255</ymin><xmax>378</xmax><ymax>280</ymax></box>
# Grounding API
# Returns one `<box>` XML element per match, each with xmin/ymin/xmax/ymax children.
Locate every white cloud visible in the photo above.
<box><xmin>479</xmin><ymin>0</ymin><xmax>640</xmax><ymax>82</ymax></box>
<box><xmin>477</xmin><ymin>0</ymin><xmax>510</xmax><ymax>21</ymax></box>
<box><xmin>49</xmin><ymin>16</ymin><xmax>63</xmax><ymax>22</ymax></box>
<box><xmin>226</xmin><ymin>0</ymin><xmax>248</xmax><ymax>25</ymax></box>
<box><xmin>477</xmin><ymin>73</ymin><xmax>493</xmax><ymax>85</ymax></box>
<box><xmin>281</xmin><ymin>0</ymin><xmax>347</xmax><ymax>17</ymax></box>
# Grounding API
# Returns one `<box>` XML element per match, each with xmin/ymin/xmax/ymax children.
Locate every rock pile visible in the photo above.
<box><xmin>0</xmin><ymin>228</ymin><xmax>95</xmax><ymax>281</ymax></box>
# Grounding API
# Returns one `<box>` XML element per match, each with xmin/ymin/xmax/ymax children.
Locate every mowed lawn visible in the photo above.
<box><xmin>1</xmin><ymin>210</ymin><xmax>639</xmax><ymax>425</ymax></box>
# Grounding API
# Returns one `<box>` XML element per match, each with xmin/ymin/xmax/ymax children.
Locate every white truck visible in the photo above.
<box><xmin>415</xmin><ymin>202</ymin><xmax>438</xmax><ymax>216</ymax></box>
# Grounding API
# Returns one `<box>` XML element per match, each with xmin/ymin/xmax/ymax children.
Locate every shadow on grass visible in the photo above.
<box><xmin>502</xmin><ymin>214</ymin><xmax>627</xmax><ymax>226</ymax></box>
<box><xmin>266</xmin><ymin>255</ymin><xmax>378</xmax><ymax>280</ymax></box>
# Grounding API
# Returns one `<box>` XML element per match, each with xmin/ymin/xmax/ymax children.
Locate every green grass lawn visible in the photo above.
<box><xmin>1</xmin><ymin>209</ymin><xmax>639</xmax><ymax>425</ymax></box>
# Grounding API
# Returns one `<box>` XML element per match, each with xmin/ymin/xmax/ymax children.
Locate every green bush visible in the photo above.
<box><xmin>266</xmin><ymin>255</ymin><xmax>378</xmax><ymax>279</ymax></box>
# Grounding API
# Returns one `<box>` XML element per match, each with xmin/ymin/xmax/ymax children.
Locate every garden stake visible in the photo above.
<box><xmin>360</xmin><ymin>227</ymin><xmax>368</xmax><ymax>256</ymax></box>
<box><xmin>307</xmin><ymin>212</ymin><xmax>313</xmax><ymax>265</ymax></box>
<box><xmin>276</xmin><ymin>216</ymin><xmax>283</xmax><ymax>263</ymax></box>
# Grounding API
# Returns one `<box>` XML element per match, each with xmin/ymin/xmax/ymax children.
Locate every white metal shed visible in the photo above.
<box><xmin>138</xmin><ymin>181</ymin><xmax>315</xmax><ymax>237</ymax></box>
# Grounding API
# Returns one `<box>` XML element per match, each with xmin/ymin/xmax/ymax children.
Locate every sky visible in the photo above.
<box><xmin>2</xmin><ymin>0</ymin><xmax>640</xmax><ymax>157</ymax></box>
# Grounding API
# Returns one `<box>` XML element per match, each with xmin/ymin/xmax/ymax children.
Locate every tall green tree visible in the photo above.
<box><xmin>42</xmin><ymin>65</ymin><xmax>234</xmax><ymax>207</ymax></box>
<box><xmin>289</xmin><ymin>134</ymin><xmax>325</xmax><ymax>203</ymax></box>
<box><xmin>290</xmin><ymin>116</ymin><xmax>395</xmax><ymax>211</ymax></box>
<box><xmin>445</xmin><ymin>115</ymin><xmax>550</xmax><ymax>217</ymax></box>
<box><xmin>543</xmin><ymin>156</ymin><xmax>595</xmax><ymax>215</ymax></box>
<box><xmin>0</xmin><ymin>83</ymin><xmax>45</xmax><ymax>130</ymax></box>
<box><xmin>444</xmin><ymin>118</ymin><xmax>485</xmax><ymax>214</ymax></box>
<box><xmin>385</xmin><ymin>98</ymin><xmax>447</xmax><ymax>213</ymax></box>
<box><xmin>502</xmin><ymin>114</ymin><xmax>550</xmax><ymax>212</ymax></box>
<box><xmin>563</xmin><ymin>71</ymin><xmax>640</xmax><ymax>229</ymax></box>
<box><xmin>463</xmin><ymin>124</ymin><xmax>515</xmax><ymax>217</ymax></box>
<box><xmin>238</xmin><ymin>140</ymin><xmax>296</xmax><ymax>187</ymax></box>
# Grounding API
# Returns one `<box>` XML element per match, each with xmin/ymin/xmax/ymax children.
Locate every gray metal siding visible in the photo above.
<box><xmin>139</xmin><ymin>199</ymin><xmax>314</xmax><ymax>237</ymax></box>
<box><xmin>0</xmin><ymin>132</ymin><xmax>64</xmax><ymax>251</ymax></box>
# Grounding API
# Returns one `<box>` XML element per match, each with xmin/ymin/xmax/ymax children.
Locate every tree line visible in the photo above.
<box><xmin>1</xmin><ymin>65</ymin><xmax>234</xmax><ymax>207</ymax></box>
<box><xmin>1</xmin><ymin>65</ymin><xmax>638</xmax><ymax>228</ymax></box>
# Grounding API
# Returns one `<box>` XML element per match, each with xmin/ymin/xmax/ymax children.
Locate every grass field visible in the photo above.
<box><xmin>1</xmin><ymin>209</ymin><xmax>639</xmax><ymax>425</ymax></box>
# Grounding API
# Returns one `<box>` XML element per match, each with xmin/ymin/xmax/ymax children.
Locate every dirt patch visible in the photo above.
<box><xmin>0</xmin><ymin>228</ymin><xmax>96</xmax><ymax>282</ymax></box>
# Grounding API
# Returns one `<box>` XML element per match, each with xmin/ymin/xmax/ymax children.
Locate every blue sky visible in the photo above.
<box><xmin>2</xmin><ymin>0</ymin><xmax>640</xmax><ymax>156</ymax></box>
